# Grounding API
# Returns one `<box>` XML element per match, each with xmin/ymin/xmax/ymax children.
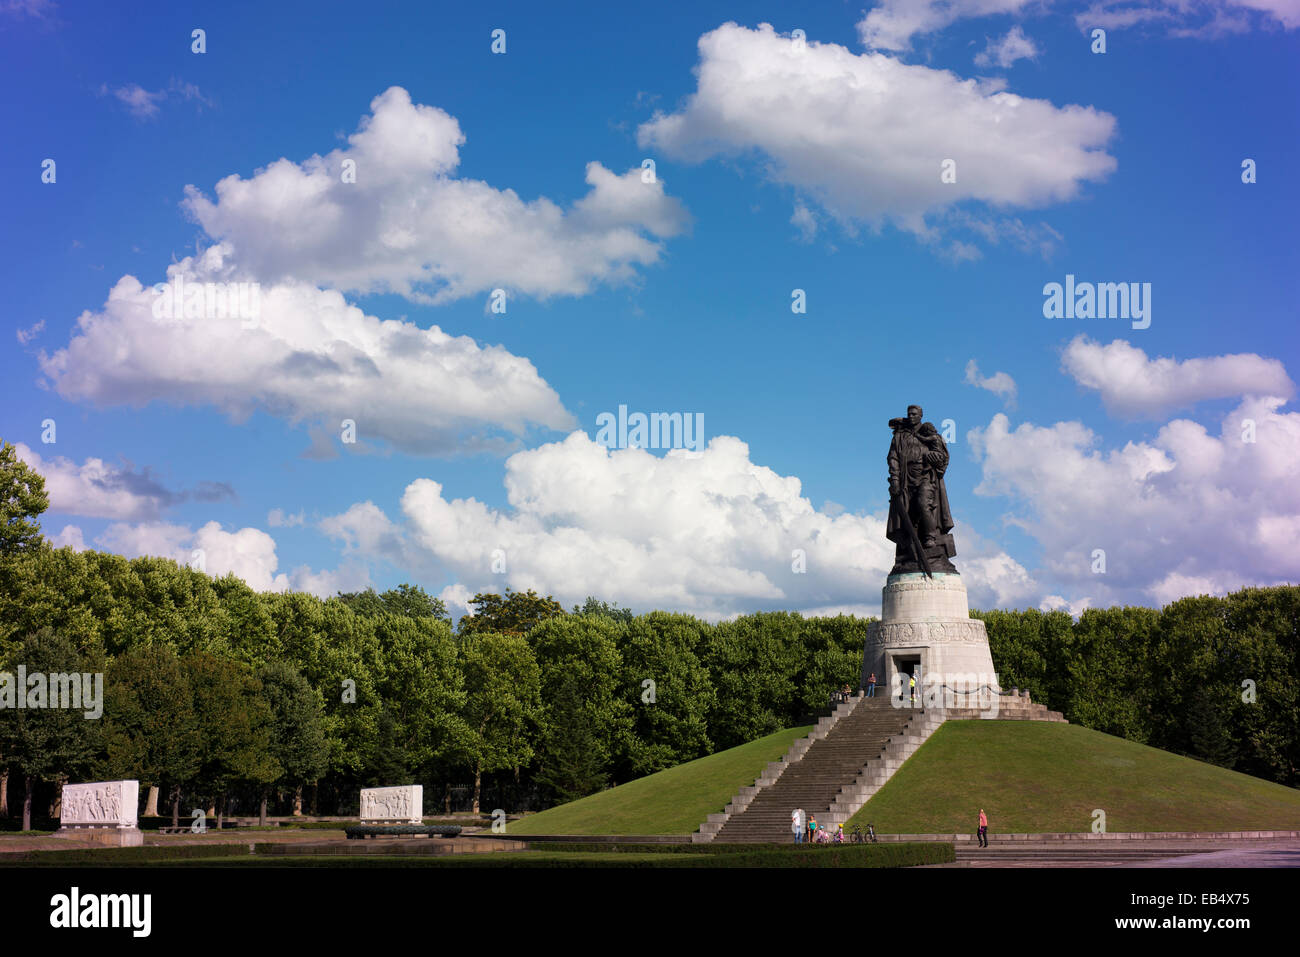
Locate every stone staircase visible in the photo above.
<box><xmin>939</xmin><ymin>688</ymin><xmax>1067</xmax><ymax>722</ymax></box>
<box><xmin>824</xmin><ymin>702</ymin><xmax>944</xmax><ymax>826</ymax></box>
<box><xmin>692</xmin><ymin>696</ymin><xmax>859</xmax><ymax>843</ymax></box>
<box><xmin>695</xmin><ymin>690</ymin><xmax>1067</xmax><ymax>844</ymax></box>
<box><xmin>702</xmin><ymin>694</ymin><xmax>938</xmax><ymax>843</ymax></box>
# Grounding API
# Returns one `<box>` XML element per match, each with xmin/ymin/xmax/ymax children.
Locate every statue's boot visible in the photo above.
<box><xmin>918</xmin><ymin>512</ymin><xmax>938</xmax><ymax>549</ymax></box>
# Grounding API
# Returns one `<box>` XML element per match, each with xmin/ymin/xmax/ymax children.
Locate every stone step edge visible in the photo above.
<box><xmin>882</xmin><ymin>703</ymin><xmax>1066</xmax><ymax>722</ymax></box>
<box><xmin>694</xmin><ymin>695</ymin><xmax>865</xmax><ymax>843</ymax></box>
<box><xmin>844</xmin><ymin>830</ymin><xmax>1300</xmax><ymax>842</ymax></box>
<box><xmin>483</xmin><ymin>831</ymin><xmax>1300</xmax><ymax>846</ymax></box>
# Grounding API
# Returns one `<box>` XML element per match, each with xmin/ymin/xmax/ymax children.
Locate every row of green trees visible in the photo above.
<box><xmin>976</xmin><ymin>593</ymin><xmax>1300</xmax><ymax>787</ymax></box>
<box><xmin>5</xmin><ymin>549</ymin><xmax>1295</xmax><ymax>822</ymax></box>
<box><xmin>1</xmin><ymin>628</ymin><xmax>328</xmax><ymax>831</ymax></box>
<box><xmin>0</xmin><ymin>549</ymin><xmax>868</xmax><ymax>823</ymax></box>
<box><xmin>1</xmin><ymin>440</ymin><xmax>1296</xmax><ymax>827</ymax></box>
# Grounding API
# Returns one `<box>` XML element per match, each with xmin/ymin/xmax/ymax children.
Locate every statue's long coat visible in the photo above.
<box><xmin>885</xmin><ymin>420</ymin><xmax>955</xmax><ymax>556</ymax></box>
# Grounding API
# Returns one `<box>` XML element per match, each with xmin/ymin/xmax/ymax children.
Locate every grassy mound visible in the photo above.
<box><xmin>508</xmin><ymin>725</ymin><xmax>813</xmax><ymax>835</ymax></box>
<box><xmin>846</xmin><ymin>721</ymin><xmax>1300</xmax><ymax>834</ymax></box>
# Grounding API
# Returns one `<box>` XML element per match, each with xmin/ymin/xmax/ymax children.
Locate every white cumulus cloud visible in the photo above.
<box><xmin>16</xmin><ymin>319</ymin><xmax>45</xmax><ymax>344</ymax></box>
<box><xmin>267</xmin><ymin>508</ymin><xmax>306</xmax><ymax>527</ymax></box>
<box><xmin>1077</xmin><ymin>1</ymin><xmax>1300</xmax><ymax>34</ymax></box>
<box><xmin>320</xmin><ymin>430</ymin><xmax>1034</xmax><ymax>619</ymax></box>
<box><xmin>637</xmin><ymin>23</ymin><xmax>1116</xmax><ymax>246</ymax></box>
<box><xmin>856</xmin><ymin>0</ymin><xmax>1299</xmax><ymax>49</ymax></box>
<box><xmin>1061</xmin><ymin>335</ymin><xmax>1295</xmax><ymax>419</ymax></box>
<box><xmin>182</xmin><ymin>86</ymin><xmax>690</xmax><ymax>303</ymax></box>
<box><xmin>859</xmin><ymin>0</ymin><xmax>1040</xmax><ymax>51</ymax></box>
<box><xmin>968</xmin><ymin>386</ymin><xmax>1300</xmax><ymax>605</ymax></box>
<box><xmin>51</xmin><ymin>525</ymin><xmax>87</xmax><ymax>551</ymax></box>
<box><xmin>13</xmin><ymin>442</ymin><xmax>234</xmax><ymax>520</ymax></box>
<box><xmin>38</xmin><ymin>245</ymin><xmax>575</xmax><ymax>455</ymax></box>
<box><xmin>964</xmin><ymin>359</ymin><xmax>1018</xmax><ymax>407</ymax></box>
<box><xmin>93</xmin><ymin>520</ymin><xmax>366</xmax><ymax>597</ymax></box>
<box><xmin>974</xmin><ymin>25</ymin><xmax>1041</xmax><ymax>67</ymax></box>
<box><xmin>98</xmin><ymin>79</ymin><xmax>212</xmax><ymax>120</ymax></box>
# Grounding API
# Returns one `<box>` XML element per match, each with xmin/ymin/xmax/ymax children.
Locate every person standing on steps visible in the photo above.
<box><xmin>792</xmin><ymin>807</ymin><xmax>804</xmax><ymax>844</ymax></box>
<box><xmin>978</xmin><ymin>808</ymin><xmax>988</xmax><ymax>848</ymax></box>
<box><xmin>909</xmin><ymin>672</ymin><xmax>917</xmax><ymax>706</ymax></box>
<box><xmin>867</xmin><ymin>672</ymin><xmax>877</xmax><ymax>698</ymax></box>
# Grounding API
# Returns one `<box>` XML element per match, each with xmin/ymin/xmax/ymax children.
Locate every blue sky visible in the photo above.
<box><xmin>3</xmin><ymin>0</ymin><xmax>1298</xmax><ymax>620</ymax></box>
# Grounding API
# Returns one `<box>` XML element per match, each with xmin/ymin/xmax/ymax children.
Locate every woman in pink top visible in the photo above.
<box><xmin>978</xmin><ymin>809</ymin><xmax>988</xmax><ymax>848</ymax></box>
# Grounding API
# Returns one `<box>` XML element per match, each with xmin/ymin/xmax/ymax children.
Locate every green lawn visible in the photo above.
<box><xmin>846</xmin><ymin>721</ymin><xmax>1300</xmax><ymax>834</ymax></box>
<box><xmin>508</xmin><ymin>725</ymin><xmax>813</xmax><ymax>836</ymax></box>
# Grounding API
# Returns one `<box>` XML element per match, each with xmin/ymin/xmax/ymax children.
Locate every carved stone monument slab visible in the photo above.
<box><xmin>54</xmin><ymin>780</ymin><xmax>143</xmax><ymax>846</ymax></box>
<box><xmin>359</xmin><ymin>785</ymin><xmax>423</xmax><ymax>824</ymax></box>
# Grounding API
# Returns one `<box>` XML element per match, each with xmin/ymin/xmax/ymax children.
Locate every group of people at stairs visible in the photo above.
<box><xmin>791</xmin><ymin>808</ymin><xmax>876</xmax><ymax>844</ymax></box>
<box><xmin>788</xmin><ymin>807</ymin><xmax>991</xmax><ymax>846</ymax></box>
<box><xmin>830</xmin><ymin>671</ymin><xmax>922</xmax><ymax>706</ymax></box>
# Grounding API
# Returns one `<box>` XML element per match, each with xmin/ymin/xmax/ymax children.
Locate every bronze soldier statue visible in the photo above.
<box><xmin>886</xmin><ymin>405</ymin><xmax>957</xmax><ymax>576</ymax></box>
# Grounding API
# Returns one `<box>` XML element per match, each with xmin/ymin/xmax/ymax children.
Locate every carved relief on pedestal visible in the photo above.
<box><xmin>873</xmin><ymin>620</ymin><xmax>988</xmax><ymax>645</ymax></box>
<box><xmin>884</xmin><ymin>577</ymin><xmax>966</xmax><ymax>595</ymax></box>
<box><xmin>60</xmin><ymin>780</ymin><xmax>139</xmax><ymax>829</ymax></box>
<box><xmin>359</xmin><ymin>785</ymin><xmax>423</xmax><ymax>823</ymax></box>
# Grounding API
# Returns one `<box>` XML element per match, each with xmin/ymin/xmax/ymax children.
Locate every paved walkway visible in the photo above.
<box><xmin>0</xmin><ymin>828</ymin><xmax>352</xmax><ymax>854</ymax></box>
<box><xmin>0</xmin><ymin>827</ymin><xmax>530</xmax><ymax>860</ymax></box>
<box><xmin>942</xmin><ymin>838</ymin><xmax>1300</xmax><ymax>867</ymax></box>
<box><xmin>1119</xmin><ymin>843</ymin><xmax>1300</xmax><ymax>868</ymax></box>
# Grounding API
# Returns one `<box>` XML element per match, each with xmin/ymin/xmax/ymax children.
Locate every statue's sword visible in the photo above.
<box><xmin>890</xmin><ymin>491</ymin><xmax>933</xmax><ymax>578</ymax></box>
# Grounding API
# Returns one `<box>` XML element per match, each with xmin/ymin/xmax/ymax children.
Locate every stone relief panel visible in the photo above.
<box><xmin>61</xmin><ymin>780</ymin><xmax>139</xmax><ymax>828</ymax></box>
<box><xmin>359</xmin><ymin>785</ymin><xmax>423</xmax><ymax>823</ymax></box>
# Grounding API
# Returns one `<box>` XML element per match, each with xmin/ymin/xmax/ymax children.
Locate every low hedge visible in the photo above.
<box><xmin>0</xmin><ymin>843</ymin><xmax>246</xmax><ymax>866</ymax></box>
<box><xmin>295</xmin><ymin>818</ymin><xmax>474</xmax><ymax>830</ymax></box>
<box><xmin>344</xmin><ymin>824</ymin><xmax>462</xmax><ymax>839</ymax></box>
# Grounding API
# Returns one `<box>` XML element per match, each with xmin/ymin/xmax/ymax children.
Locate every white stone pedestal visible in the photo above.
<box><xmin>861</xmin><ymin>573</ymin><xmax>999</xmax><ymax>701</ymax></box>
<box><xmin>53</xmin><ymin>827</ymin><xmax>145</xmax><ymax>847</ymax></box>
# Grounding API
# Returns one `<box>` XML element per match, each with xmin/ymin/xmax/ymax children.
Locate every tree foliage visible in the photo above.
<box><xmin>258</xmin><ymin>660</ymin><xmax>329</xmax><ymax>791</ymax></box>
<box><xmin>101</xmin><ymin>645</ymin><xmax>201</xmax><ymax>796</ymax></box>
<box><xmin>0</xmin><ymin>628</ymin><xmax>104</xmax><ymax>828</ymax></box>
<box><xmin>458</xmin><ymin>588</ymin><xmax>565</xmax><ymax>638</ymax></box>
<box><xmin>0</xmin><ymin>440</ymin><xmax>49</xmax><ymax>564</ymax></box>
<box><xmin>458</xmin><ymin>632</ymin><xmax>542</xmax><ymax>810</ymax></box>
<box><xmin>337</xmin><ymin>584</ymin><xmax>449</xmax><ymax>623</ymax></box>
<box><xmin>3</xmin><ymin>455</ymin><xmax>1299</xmax><ymax>818</ymax></box>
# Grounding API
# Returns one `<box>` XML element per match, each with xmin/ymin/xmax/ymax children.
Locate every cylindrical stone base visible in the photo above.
<box><xmin>861</xmin><ymin>573</ymin><xmax>999</xmax><ymax>697</ymax></box>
